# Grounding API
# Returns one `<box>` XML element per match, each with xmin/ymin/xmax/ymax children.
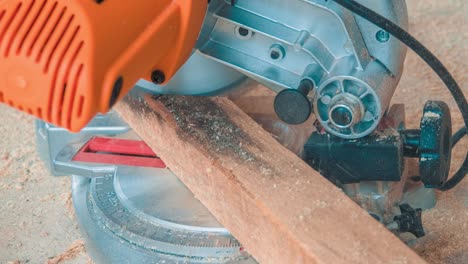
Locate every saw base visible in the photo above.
<box><xmin>72</xmin><ymin>169</ymin><xmax>255</xmax><ymax>264</ymax></box>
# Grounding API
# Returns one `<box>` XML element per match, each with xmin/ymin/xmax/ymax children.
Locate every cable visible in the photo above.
<box><xmin>332</xmin><ymin>0</ymin><xmax>468</xmax><ymax>191</ymax></box>
<box><xmin>451</xmin><ymin>127</ymin><xmax>467</xmax><ymax>147</ymax></box>
<box><xmin>439</xmin><ymin>127</ymin><xmax>468</xmax><ymax>191</ymax></box>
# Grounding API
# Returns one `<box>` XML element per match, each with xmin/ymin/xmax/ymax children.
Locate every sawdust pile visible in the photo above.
<box><xmin>45</xmin><ymin>240</ymin><xmax>85</xmax><ymax>264</ymax></box>
<box><xmin>393</xmin><ymin>1</ymin><xmax>468</xmax><ymax>264</ymax></box>
<box><xmin>61</xmin><ymin>192</ymin><xmax>75</xmax><ymax>219</ymax></box>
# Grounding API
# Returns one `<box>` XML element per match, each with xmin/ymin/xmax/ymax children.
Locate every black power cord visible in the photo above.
<box><xmin>440</xmin><ymin>127</ymin><xmax>468</xmax><ymax>191</ymax></box>
<box><xmin>451</xmin><ymin>127</ymin><xmax>467</xmax><ymax>148</ymax></box>
<box><xmin>332</xmin><ymin>0</ymin><xmax>467</xmax><ymax>191</ymax></box>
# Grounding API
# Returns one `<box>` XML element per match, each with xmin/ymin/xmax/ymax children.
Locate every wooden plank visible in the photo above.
<box><xmin>115</xmin><ymin>94</ymin><xmax>426</xmax><ymax>264</ymax></box>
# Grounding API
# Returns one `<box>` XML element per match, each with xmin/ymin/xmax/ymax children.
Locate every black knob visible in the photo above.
<box><xmin>401</xmin><ymin>101</ymin><xmax>452</xmax><ymax>188</ymax></box>
<box><xmin>419</xmin><ymin>101</ymin><xmax>452</xmax><ymax>188</ymax></box>
<box><xmin>394</xmin><ymin>204</ymin><xmax>425</xmax><ymax>238</ymax></box>
<box><xmin>274</xmin><ymin>79</ymin><xmax>313</xmax><ymax>125</ymax></box>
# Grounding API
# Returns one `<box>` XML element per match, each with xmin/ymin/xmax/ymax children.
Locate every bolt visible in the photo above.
<box><xmin>328</xmin><ymin>94</ymin><xmax>363</xmax><ymax>129</ymax></box>
<box><xmin>151</xmin><ymin>70</ymin><xmax>166</xmax><ymax>84</ymax></box>
<box><xmin>270</xmin><ymin>50</ymin><xmax>280</xmax><ymax>60</ymax></box>
<box><xmin>376</xmin><ymin>30</ymin><xmax>390</xmax><ymax>43</ymax></box>
<box><xmin>330</xmin><ymin>105</ymin><xmax>354</xmax><ymax>128</ymax></box>
<box><xmin>269</xmin><ymin>44</ymin><xmax>285</xmax><ymax>60</ymax></box>
<box><xmin>238</xmin><ymin>27</ymin><xmax>249</xmax><ymax>37</ymax></box>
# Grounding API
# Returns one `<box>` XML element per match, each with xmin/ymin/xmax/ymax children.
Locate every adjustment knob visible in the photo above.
<box><xmin>419</xmin><ymin>101</ymin><xmax>452</xmax><ymax>187</ymax></box>
<box><xmin>274</xmin><ymin>79</ymin><xmax>313</xmax><ymax>125</ymax></box>
<box><xmin>401</xmin><ymin>101</ymin><xmax>452</xmax><ymax>188</ymax></box>
<box><xmin>393</xmin><ymin>204</ymin><xmax>425</xmax><ymax>238</ymax></box>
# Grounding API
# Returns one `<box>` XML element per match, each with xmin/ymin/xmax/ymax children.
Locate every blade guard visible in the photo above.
<box><xmin>0</xmin><ymin>0</ymin><xmax>206</xmax><ymax>131</ymax></box>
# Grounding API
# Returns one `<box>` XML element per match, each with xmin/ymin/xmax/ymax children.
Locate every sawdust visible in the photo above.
<box><xmin>0</xmin><ymin>1</ymin><xmax>464</xmax><ymax>263</ymax></box>
<box><xmin>41</xmin><ymin>194</ymin><xmax>55</xmax><ymax>202</ymax></box>
<box><xmin>45</xmin><ymin>240</ymin><xmax>86</xmax><ymax>264</ymax></box>
<box><xmin>156</xmin><ymin>95</ymin><xmax>257</xmax><ymax>162</ymax></box>
<box><xmin>153</xmin><ymin>95</ymin><xmax>282</xmax><ymax>178</ymax></box>
<box><xmin>393</xmin><ymin>1</ymin><xmax>468</xmax><ymax>264</ymax></box>
<box><xmin>411</xmin><ymin>188</ymin><xmax>468</xmax><ymax>263</ymax></box>
<box><xmin>61</xmin><ymin>192</ymin><xmax>75</xmax><ymax>219</ymax></box>
<box><xmin>0</xmin><ymin>106</ymin><xmax>85</xmax><ymax>263</ymax></box>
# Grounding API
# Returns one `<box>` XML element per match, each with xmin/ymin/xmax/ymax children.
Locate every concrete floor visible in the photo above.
<box><xmin>0</xmin><ymin>107</ymin><xmax>89</xmax><ymax>264</ymax></box>
<box><xmin>0</xmin><ymin>1</ymin><xmax>466</xmax><ymax>263</ymax></box>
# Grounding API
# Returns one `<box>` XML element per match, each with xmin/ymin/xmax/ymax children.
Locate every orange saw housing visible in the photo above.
<box><xmin>0</xmin><ymin>0</ymin><xmax>207</xmax><ymax>131</ymax></box>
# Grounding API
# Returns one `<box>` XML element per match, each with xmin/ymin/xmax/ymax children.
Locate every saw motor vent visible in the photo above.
<box><xmin>0</xmin><ymin>0</ymin><xmax>207</xmax><ymax>132</ymax></box>
<box><xmin>0</xmin><ymin>0</ymin><xmax>86</xmax><ymax>129</ymax></box>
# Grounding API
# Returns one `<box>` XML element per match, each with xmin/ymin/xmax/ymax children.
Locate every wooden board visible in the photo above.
<box><xmin>115</xmin><ymin>94</ymin><xmax>426</xmax><ymax>264</ymax></box>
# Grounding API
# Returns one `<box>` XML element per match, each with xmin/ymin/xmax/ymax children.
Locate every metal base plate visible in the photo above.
<box><xmin>72</xmin><ymin>167</ymin><xmax>256</xmax><ymax>264</ymax></box>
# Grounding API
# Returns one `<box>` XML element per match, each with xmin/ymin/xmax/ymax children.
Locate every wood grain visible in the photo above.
<box><xmin>115</xmin><ymin>94</ymin><xmax>426</xmax><ymax>264</ymax></box>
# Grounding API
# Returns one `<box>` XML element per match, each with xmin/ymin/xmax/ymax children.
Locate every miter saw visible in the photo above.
<box><xmin>1</xmin><ymin>0</ymin><xmax>467</xmax><ymax>263</ymax></box>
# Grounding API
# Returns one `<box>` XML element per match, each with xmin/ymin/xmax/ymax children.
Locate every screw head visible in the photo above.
<box><xmin>151</xmin><ymin>70</ymin><xmax>166</xmax><ymax>84</ymax></box>
<box><xmin>376</xmin><ymin>30</ymin><xmax>390</xmax><ymax>43</ymax></box>
<box><xmin>269</xmin><ymin>44</ymin><xmax>285</xmax><ymax>60</ymax></box>
<box><xmin>235</xmin><ymin>26</ymin><xmax>253</xmax><ymax>40</ymax></box>
<box><xmin>238</xmin><ymin>27</ymin><xmax>249</xmax><ymax>37</ymax></box>
<box><xmin>270</xmin><ymin>50</ymin><xmax>280</xmax><ymax>60</ymax></box>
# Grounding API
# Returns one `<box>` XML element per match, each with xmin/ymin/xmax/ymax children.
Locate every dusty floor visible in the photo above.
<box><xmin>392</xmin><ymin>1</ymin><xmax>467</xmax><ymax>263</ymax></box>
<box><xmin>0</xmin><ymin>1</ymin><xmax>466</xmax><ymax>264</ymax></box>
<box><xmin>0</xmin><ymin>111</ymin><xmax>90</xmax><ymax>264</ymax></box>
